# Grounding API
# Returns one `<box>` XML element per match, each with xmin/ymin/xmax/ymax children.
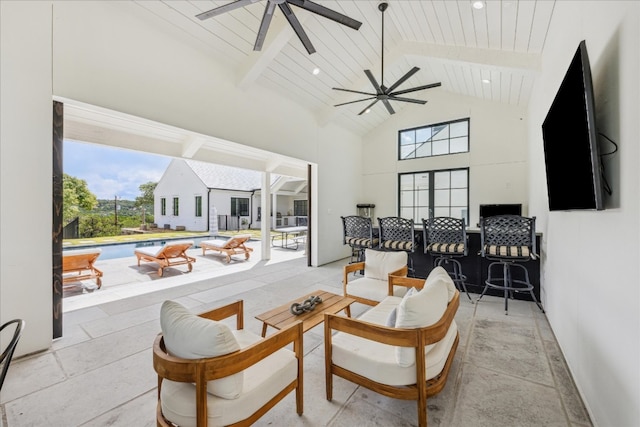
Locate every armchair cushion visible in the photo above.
<box><xmin>160</xmin><ymin>301</ymin><xmax>243</xmax><ymax>399</ymax></box>
<box><xmin>331</xmin><ymin>296</ymin><xmax>458</xmax><ymax>385</ymax></box>
<box><xmin>364</xmin><ymin>249</ymin><xmax>408</xmax><ymax>281</ymax></box>
<box><xmin>160</xmin><ymin>329</ymin><xmax>298</xmax><ymax>427</ymax></box>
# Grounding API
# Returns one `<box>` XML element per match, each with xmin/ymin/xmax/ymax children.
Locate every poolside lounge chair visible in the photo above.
<box><xmin>200</xmin><ymin>234</ymin><xmax>254</xmax><ymax>263</ymax></box>
<box><xmin>134</xmin><ymin>240</ymin><xmax>195</xmax><ymax>277</ymax></box>
<box><xmin>63</xmin><ymin>248</ymin><xmax>103</xmax><ymax>289</ymax></box>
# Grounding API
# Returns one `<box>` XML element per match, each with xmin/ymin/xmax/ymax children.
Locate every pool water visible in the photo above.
<box><xmin>63</xmin><ymin>236</ymin><xmax>219</xmax><ymax>261</ymax></box>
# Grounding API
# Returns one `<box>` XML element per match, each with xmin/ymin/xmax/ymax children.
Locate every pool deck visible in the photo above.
<box><xmin>62</xmin><ymin>239</ymin><xmax>306</xmax><ymax>312</ymax></box>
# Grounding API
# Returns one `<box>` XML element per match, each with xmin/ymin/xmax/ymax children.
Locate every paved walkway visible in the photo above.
<box><xmin>63</xmin><ymin>239</ymin><xmax>306</xmax><ymax>312</ymax></box>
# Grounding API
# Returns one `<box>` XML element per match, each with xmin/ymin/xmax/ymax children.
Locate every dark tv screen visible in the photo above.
<box><xmin>542</xmin><ymin>40</ymin><xmax>604</xmax><ymax>211</ymax></box>
<box><xmin>480</xmin><ymin>204</ymin><xmax>522</xmax><ymax>219</ymax></box>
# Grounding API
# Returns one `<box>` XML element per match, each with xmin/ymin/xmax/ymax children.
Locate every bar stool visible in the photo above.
<box><xmin>422</xmin><ymin>217</ymin><xmax>472</xmax><ymax>301</ymax></box>
<box><xmin>378</xmin><ymin>216</ymin><xmax>416</xmax><ymax>275</ymax></box>
<box><xmin>478</xmin><ymin>215</ymin><xmax>544</xmax><ymax>314</ymax></box>
<box><xmin>341</xmin><ymin>215</ymin><xmax>378</xmax><ymax>263</ymax></box>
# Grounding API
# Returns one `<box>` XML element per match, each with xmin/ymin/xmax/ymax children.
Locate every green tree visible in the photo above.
<box><xmin>135</xmin><ymin>181</ymin><xmax>156</xmax><ymax>207</ymax></box>
<box><xmin>63</xmin><ymin>173</ymin><xmax>98</xmax><ymax>223</ymax></box>
<box><xmin>135</xmin><ymin>181</ymin><xmax>157</xmax><ymax>225</ymax></box>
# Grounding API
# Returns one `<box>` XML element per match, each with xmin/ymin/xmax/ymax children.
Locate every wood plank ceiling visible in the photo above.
<box><xmin>132</xmin><ymin>0</ymin><xmax>555</xmax><ymax>136</ymax></box>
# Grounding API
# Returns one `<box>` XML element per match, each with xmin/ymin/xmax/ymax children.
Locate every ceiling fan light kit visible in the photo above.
<box><xmin>196</xmin><ymin>0</ymin><xmax>362</xmax><ymax>55</ymax></box>
<box><xmin>333</xmin><ymin>2</ymin><xmax>441</xmax><ymax>115</ymax></box>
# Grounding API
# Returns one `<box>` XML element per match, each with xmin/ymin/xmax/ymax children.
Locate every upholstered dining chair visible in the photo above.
<box><xmin>0</xmin><ymin>318</ymin><xmax>25</xmax><ymax>391</ymax></box>
<box><xmin>478</xmin><ymin>215</ymin><xmax>544</xmax><ymax>314</ymax></box>
<box><xmin>423</xmin><ymin>217</ymin><xmax>472</xmax><ymax>301</ymax></box>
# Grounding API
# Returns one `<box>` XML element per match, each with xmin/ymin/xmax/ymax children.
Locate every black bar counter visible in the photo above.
<box><xmin>408</xmin><ymin>229</ymin><xmax>541</xmax><ymax>301</ymax></box>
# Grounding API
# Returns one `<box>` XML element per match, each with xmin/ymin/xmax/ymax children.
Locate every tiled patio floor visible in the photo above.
<box><xmin>1</xmin><ymin>248</ymin><xmax>591</xmax><ymax>426</ymax></box>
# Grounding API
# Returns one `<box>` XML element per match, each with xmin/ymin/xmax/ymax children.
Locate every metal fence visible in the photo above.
<box><xmin>63</xmin><ymin>217</ymin><xmax>79</xmax><ymax>239</ymax></box>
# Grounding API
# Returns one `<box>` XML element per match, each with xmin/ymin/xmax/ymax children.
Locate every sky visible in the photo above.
<box><xmin>63</xmin><ymin>140</ymin><xmax>172</xmax><ymax>201</ymax></box>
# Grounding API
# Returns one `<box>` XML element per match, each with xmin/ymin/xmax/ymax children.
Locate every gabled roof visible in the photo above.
<box><xmin>183</xmin><ymin>159</ymin><xmax>267</xmax><ymax>191</ymax></box>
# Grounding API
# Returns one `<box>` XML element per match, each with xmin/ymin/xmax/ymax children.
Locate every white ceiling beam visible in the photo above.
<box><xmin>236</xmin><ymin>13</ymin><xmax>309</xmax><ymax>89</ymax></box>
<box><xmin>181</xmin><ymin>135</ymin><xmax>205</xmax><ymax>158</ymax></box>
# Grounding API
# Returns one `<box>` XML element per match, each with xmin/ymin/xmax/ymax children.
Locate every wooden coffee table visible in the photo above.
<box><xmin>256</xmin><ymin>290</ymin><xmax>355</xmax><ymax>337</ymax></box>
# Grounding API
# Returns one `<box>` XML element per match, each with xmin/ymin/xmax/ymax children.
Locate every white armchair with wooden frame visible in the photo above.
<box><xmin>153</xmin><ymin>300</ymin><xmax>303</xmax><ymax>427</ymax></box>
<box><xmin>325</xmin><ymin>267</ymin><xmax>460</xmax><ymax>427</ymax></box>
<box><xmin>342</xmin><ymin>248</ymin><xmax>408</xmax><ymax>317</ymax></box>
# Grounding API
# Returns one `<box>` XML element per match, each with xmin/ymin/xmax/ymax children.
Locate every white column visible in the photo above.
<box><xmin>261</xmin><ymin>172</ymin><xmax>271</xmax><ymax>260</ymax></box>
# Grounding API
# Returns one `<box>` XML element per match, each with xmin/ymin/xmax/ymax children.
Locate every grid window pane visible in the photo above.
<box><xmin>417</xmin><ymin>207</ymin><xmax>431</xmax><ymax>221</ymax></box>
<box><xmin>161</xmin><ymin>198</ymin><xmax>166</xmax><ymax>216</ymax></box>
<box><xmin>450</xmin><ymin>137</ymin><xmax>468</xmax><ymax>153</ymax></box>
<box><xmin>434</xmin><ymin>189</ymin><xmax>450</xmax><ymax>206</ymax></box>
<box><xmin>416</xmin><ymin>142</ymin><xmax>432</xmax><ymax>157</ymax></box>
<box><xmin>432</xmin><ymin>125</ymin><xmax>449</xmax><ymax>140</ymax></box>
<box><xmin>195</xmin><ymin>196</ymin><xmax>202</xmax><ymax>217</ymax></box>
<box><xmin>451</xmin><ymin>207</ymin><xmax>467</xmax><ymax>221</ymax></box>
<box><xmin>400</xmin><ymin>174</ymin><xmax>414</xmax><ymax>190</ymax></box>
<box><xmin>400</xmin><ymin>207</ymin><xmax>414</xmax><ymax>219</ymax></box>
<box><xmin>417</xmin><ymin>189</ymin><xmax>430</xmax><ymax>206</ymax></box>
<box><xmin>451</xmin><ymin>169</ymin><xmax>468</xmax><ymax>188</ymax></box>
<box><xmin>434</xmin><ymin>171</ymin><xmax>450</xmax><ymax>189</ymax></box>
<box><xmin>432</xmin><ymin>139</ymin><xmax>448</xmax><ymax>155</ymax></box>
<box><xmin>173</xmin><ymin>198</ymin><xmax>179</xmax><ymax>216</ymax></box>
<box><xmin>451</xmin><ymin>189</ymin><xmax>468</xmax><ymax>205</ymax></box>
<box><xmin>399</xmin><ymin>119</ymin><xmax>469</xmax><ymax>159</ymax></box>
<box><xmin>450</xmin><ymin>121</ymin><xmax>468</xmax><ymax>138</ymax></box>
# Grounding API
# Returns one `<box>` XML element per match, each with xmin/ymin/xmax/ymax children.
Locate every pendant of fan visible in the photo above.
<box><xmin>196</xmin><ymin>0</ymin><xmax>362</xmax><ymax>55</ymax></box>
<box><xmin>333</xmin><ymin>2</ymin><xmax>441</xmax><ymax>115</ymax></box>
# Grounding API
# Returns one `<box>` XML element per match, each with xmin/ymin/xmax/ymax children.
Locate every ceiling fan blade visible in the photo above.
<box><xmin>391</xmin><ymin>82</ymin><xmax>442</xmax><ymax>96</ymax></box>
<box><xmin>389</xmin><ymin>95</ymin><xmax>427</xmax><ymax>105</ymax></box>
<box><xmin>196</xmin><ymin>0</ymin><xmax>259</xmax><ymax>21</ymax></box>
<box><xmin>385</xmin><ymin>66</ymin><xmax>420</xmax><ymax>93</ymax></box>
<box><xmin>332</xmin><ymin>87</ymin><xmax>377</xmax><ymax>96</ymax></box>
<box><xmin>382</xmin><ymin>99</ymin><xmax>396</xmax><ymax>115</ymax></box>
<box><xmin>279</xmin><ymin>2</ymin><xmax>315</xmax><ymax>54</ymax></box>
<box><xmin>364</xmin><ymin>70</ymin><xmax>383</xmax><ymax>95</ymax></box>
<box><xmin>358</xmin><ymin>99</ymin><xmax>380</xmax><ymax>116</ymax></box>
<box><xmin>288</xmin><ymin>0</ymin><xmax>363</xmax><ymax>30</ymax></box>
<box><xmin>334</xmin><ymin>96</ymin><xmax>377</xmax><ymax>107</ymax></box>
<box><xmin>254</xmin><ymin>1</ymin><xmax>277</xmax><ymax>51</ymax></box>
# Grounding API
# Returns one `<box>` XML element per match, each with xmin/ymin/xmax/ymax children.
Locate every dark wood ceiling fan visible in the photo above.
<box><xmin>196</xmin><ymin>0</ymin><xmax>362</xmax><ymax>55</ymax></box>
<box><xmin>333</xmin><ymin>2</ymin><xmax>441</xmax><ymax>115</ymax></box>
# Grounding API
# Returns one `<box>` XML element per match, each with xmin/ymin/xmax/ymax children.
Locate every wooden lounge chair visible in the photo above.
<box><xmin>62</xmin><ymin>248</ymin><xmax>103</xmax><ymax>289</ymax></box>
<box><xmin>134</xmin><ymin>240</ymin><xmax>195</xmax><ymax>277</ymax></box>
<box><xmin>200</xmin><ymin>234</ymin><xmax>253</xmax><ymax>263</ymax></box>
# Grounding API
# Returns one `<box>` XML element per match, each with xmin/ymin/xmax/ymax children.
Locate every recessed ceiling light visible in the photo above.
<box><xmin>473</xmin><ymin>1</ymin><xmax>485</xmax><ymax>9</ymax></box>
<box><xmin>312</xmin><ymin>67</ymin><xmax>320</xmax><ymax>75</ymax></box>
<box><xmin>482</xmin><ymin>78</ymin><xmax>491</xmax><ymax>84</ymax></box>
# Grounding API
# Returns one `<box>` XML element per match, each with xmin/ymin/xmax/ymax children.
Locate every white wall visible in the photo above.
<box><xmin>362</xmin><ymin>89</ymin><xmax>528</xmax><ymax>227</ymax></box>
<box><xmin>0</xmin><ymin>1</ymin><xmax>362</xmax><ymax>354</ymax></box>
<box><xmin>154</xmin><ymin>160</ymin><xmax>208</xmax><ymax>231</ymax></box>
<box><xmin>0</xmin><ymin>1</ymin><xmax>54</xmax><ymax>356</ymax></box>
<box><xmin>527</xmin><ymin>2</ymin><xmax>639</xmax><ymax>425</ymax></box>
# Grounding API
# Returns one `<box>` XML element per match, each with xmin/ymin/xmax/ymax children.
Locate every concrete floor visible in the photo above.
<box><xmin>0</xmin><ymin>245</ymin><xmax>592</xmax><ymax>426</ymax></box>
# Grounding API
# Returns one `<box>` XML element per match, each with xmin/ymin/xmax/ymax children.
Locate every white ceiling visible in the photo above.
<box><xmin>132</xmin><ymin>0</ymin><xmax>554</xmax><ymax>135</ymax></box>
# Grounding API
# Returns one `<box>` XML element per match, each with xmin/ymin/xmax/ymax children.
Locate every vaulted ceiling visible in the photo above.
<box><xmin>133</xmin><ymin>0</ymin><xmax>554</xmax><ymax>136</ymax></box>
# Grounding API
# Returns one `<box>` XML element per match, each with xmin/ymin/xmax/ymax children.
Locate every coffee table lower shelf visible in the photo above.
<box><xmin>255</xmin><ymin>290</ymin><xmax>355</xmax><ymax>337</ymax></box>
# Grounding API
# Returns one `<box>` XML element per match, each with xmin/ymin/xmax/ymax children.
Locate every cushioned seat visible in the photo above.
<box><xmin>200</xmin><ymin>234</ymin><xmax>253</xmax><ymax>263</ymax></box>
<box><xmin>342</xmin><ymin>248</ymin><xmax>408</xmax><ymax>316</ymax></box>
<box><xmin>135</xmin><ymin>240</ymin><xmax>195</xmax><ymax>277</ymax></box>
<box><xmin>62</xmin><ymin>248</ymin><xmax>103</xmax><ymax>288</ymax></box>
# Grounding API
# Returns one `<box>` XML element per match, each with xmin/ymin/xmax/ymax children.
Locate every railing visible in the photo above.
<box><xmin>63</xmin><ymin>217</ymin><xmax>79</xmax><ymax>239</ymax></box>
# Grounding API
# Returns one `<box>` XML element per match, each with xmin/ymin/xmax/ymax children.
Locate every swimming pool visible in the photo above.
<box><xmin>63</xmin><ymin>236</ymin><xmax>219</xmax><ymax>261</ymax></box>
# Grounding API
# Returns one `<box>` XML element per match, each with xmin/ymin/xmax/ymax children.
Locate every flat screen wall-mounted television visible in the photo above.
<box><xmin>479</xmin><ymin>204</ymin><xmax>522</xmax><ymax>219</ymax></box>
<box><xmin>542</xmin><ymin>40</ymin><xmax>604</xmax><ymax>211</ymax></box>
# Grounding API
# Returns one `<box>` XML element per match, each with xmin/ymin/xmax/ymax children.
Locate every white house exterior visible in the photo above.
<box><xmin>154</xmin><ymin>159</ymin><xmax>308</xmax><ymax>232</ymax></box>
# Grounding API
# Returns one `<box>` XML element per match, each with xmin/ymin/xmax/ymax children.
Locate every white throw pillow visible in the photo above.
<box><xmin>160</xmin><ymin>300</ymin><xmax>243</xmax><ymax>399</ymax></box>
<box><xmin>425</xmin><ymin>266</ymin><xmax>458</xmax><ymax>302</ymax></box>
<box><xmin>364</xmin><ymin>249</ymin><xmax>408</xmax><ymax>281</ymax></box>
<box><xmin>386</xmin><ymin>287</ymin><xmax>417</xmax><ymax>326</ymax></box>
<box><xmin>394</xmin><ymin>278</ymin><xmax>449</xmax><ymax>367</ymax></box>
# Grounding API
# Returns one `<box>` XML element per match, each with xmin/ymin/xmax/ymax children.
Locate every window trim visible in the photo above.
<box><xmin>398</xmin><ymin>117</ymin><xmax>470</xmax><ymax>160</ymax></box>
